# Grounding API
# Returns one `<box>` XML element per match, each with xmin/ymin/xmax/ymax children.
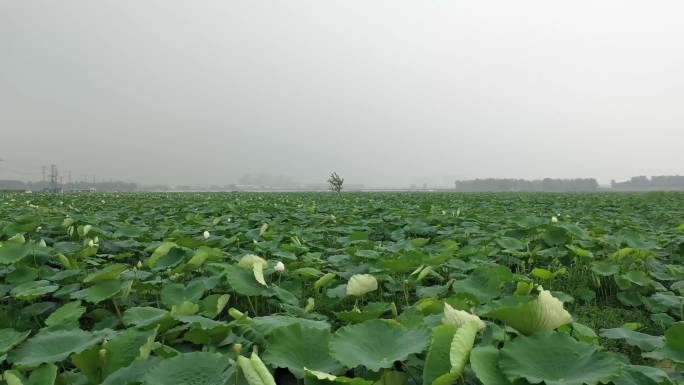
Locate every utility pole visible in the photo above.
<box><xmin>49</xmin><ymin>164</ymin><xmax>58</xmax><ymax>192</ymax></box>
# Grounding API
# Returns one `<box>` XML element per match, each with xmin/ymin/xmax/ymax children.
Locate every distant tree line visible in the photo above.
<box><xmin>0</xmin><ymin>180</ymin><xmax>138</xmax><ymax>192</ymax></box>
<box><xmin>611</xmin><ymin>175</ymin><xmax>684</xmax><ymax>191</ymax></box>
<box><xmin>454</xmin><ymin>178</ymin><xmax>599</xmax><ymax>192</ymax></box>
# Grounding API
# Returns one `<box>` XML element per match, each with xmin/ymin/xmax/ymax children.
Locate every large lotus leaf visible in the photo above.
<box><xmin>0</xmin><ymin>329</ymin><xmax>31</xmax><ymax>354</ymax></box>
<box><xmin>8</xmin><ymin>329</ymin><xmax>102</xmax><ymax>366</ymax></box>
<box><xmin>642</xmin><ymin>323</ymin><xmax>684</xmax><ymax>362</ymax></box>
<box><xmin>144</xmin><ymin>352</ymin><xmax>231</xmax><ymax>385</ymax></box>
<box><xmin>470</xmin><ymin>346</ymin><xmax>511</xmax><ymax>385</ymax></box>
<box><xmin>122</xmin><ymin>306</ymin><xmax>169</xmax><ymax>327</ymax></box>
<box><xmin>147</xmin><ymin>242</ymin><xmax>178</xmax><ymax>268</ymax></box>
<box><xmin>160</xmin><ymin>281</ymin><xmax>205</xmax><ymax>308</ymax></box>
<box><xmin>224</xmin><ymin>265</ymin><xmax>271</xmax><ymax>296</ymax></box>
<box><xmin>45</xmin><ymin>300</ymin><xmax>86</xmax><ymax>327</ymax></box>
<box><xmin>590</xmin><ymin>261</ymin><xmax>619</xmax><ymax>277</ymax></box>
<box><xmin>486</xmin><ymin>290</ymin><xmax>572</xmax><ymax>335</ymax></box>
<box><xmin>263</xmin><ymin>323</ymin><xmax>343</xmax><ymax>378</ymax></box>
<box><xmin>0</xmin><ymin>243</ymin><xmax>31</xmax><ymax>264</ymax></box>
<box><xmin>346</xmin><ymin>274</ymin><xmax>378</xmax><ymax>296</ymax></box>
<box><xmin>499</xmin><ymin>332</ymin><xmax>623</xmax><ymax>385</ymax></box>
<box><xmin>251</xmin><ymin>315</ymin><xmax>331</xmax><ymax>335</ymax></box>
<box><xmin>83</xmin><ymin>263</ymin><xmax>128</xmax><ymax>283</ymax></box>
<box><xmin>10</xmin><ymin>280</ymin><xmax>59</xmax><ymax>301</ymax></box>
<box><xmin>70</xmin><ymin>280</ymin><xmax>121</xmax><ymax>304</ymax></box>
<box><xmin>613</xmin><ymin>365</ymin><xmax>672</xmax><ymax>385</ymax></box>
<box><xmin>329</xmin><ymin>319</ymin><xmax>429</xmax><ymax>371</ymax></box>
<box><xmin>101</xmin><ymin>327</ymin><xmax>158</xmax><ymax>377</ymax></box>
<box><xmin>423</xmin><ymin>324</ymin><xmax>457</xmax><ymax>385</ymax></box>
<box><xmin>452</xmin><ymin>265</ymin><xmax>513</xmax><ymax>303</ymax></box>
<box><xmin>336</xmin><ymin>302</ymin><xmax>391</xmax><ymax>324</ymax></box>
<box><xmin>599</xmin><ymin>328</ymin><xmax>664</xmax><ymax>352</ymax></box>
<box><xmin>303</xmin><ymin>368</ymin><xmax>373</xmax><ymax>385</ymax></box>
<box><xmin>100</xmin><ymin>357</ymin><xmax>162</xmax><ymax>385</ymax></box>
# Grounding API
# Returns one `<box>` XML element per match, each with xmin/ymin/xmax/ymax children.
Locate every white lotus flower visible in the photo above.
<box><xmin>275</xmin><ymin>261</ymin><xmax>285</xmax><ymax>272</ymax></box>
<box><xmin>203</xmin><ymin>230</ymin><xmax>210</xmax><ymax>239</ymax></box>
<box><xmin>551</xmin><ymin>216</ymin><xmax>559</xmax><ymax>223</ymax></box>
<box><xmin>88</xmin><ymin>240</ymin><xmax>95</xmax><ymax>247</ymax></box>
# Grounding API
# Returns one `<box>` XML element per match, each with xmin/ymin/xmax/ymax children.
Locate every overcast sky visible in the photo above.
<box><xmin>1</xmin><ymin>1</ymin><xmax>682</xmax><ymax>187</ymax></box>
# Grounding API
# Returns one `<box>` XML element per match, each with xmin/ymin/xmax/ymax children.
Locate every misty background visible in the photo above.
<box><xmin>1</xmin><ymin>1</ymin><xmax>683</xmax><ymax>188</ymax></box>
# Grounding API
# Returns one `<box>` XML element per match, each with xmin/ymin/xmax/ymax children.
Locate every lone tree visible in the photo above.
<box><xmin>328</xmin><ymin>172</ymin><xmax>344</xmax><ymax>192</ymax></box>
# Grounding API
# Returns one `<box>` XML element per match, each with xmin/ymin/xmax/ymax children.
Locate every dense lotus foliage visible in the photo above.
<box><xmin>0</xmin><ymin>191</ymin><xmax>682</xmax><ymax>385</ymax></box>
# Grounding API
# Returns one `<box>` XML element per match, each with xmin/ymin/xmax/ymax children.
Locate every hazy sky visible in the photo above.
<box><xmin>1</xmin><ymin>1</ymin><xmax>682</xmax><ymax>187</ymax></box>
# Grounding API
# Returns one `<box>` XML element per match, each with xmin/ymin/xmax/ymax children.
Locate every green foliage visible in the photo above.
<box><xmin>0</xmin><ymin>191</ymin><xmax>681</xmax><ymax>383</ymax></box>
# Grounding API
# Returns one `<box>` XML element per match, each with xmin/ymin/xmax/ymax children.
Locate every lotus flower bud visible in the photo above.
<box><xmin>232</xmin><ymin>343</ymin><xmax>243</xmax><ymax>354</ymax></box>
<box><xmin>275</xmin><ymin>261</ymin><xmax>285</xmax><ymax>272</ymax></box>
<box><xmin>203</xmin><ymin>230</ymin><xmax>210</xmax><ymax>239</ymax></box>
<box><xmin>137</xmin><ymin>260</ymin><xmax>143</xmax><ymax>268</ymax></box>
<box><xmin>551</xmin><ymin>216</ymin><xmax>559</xmax><ymax>223</ymax></box>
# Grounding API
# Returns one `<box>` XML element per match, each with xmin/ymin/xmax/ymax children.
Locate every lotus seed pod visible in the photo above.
<box><xmin>232</xmin><ymin>343</ymin><xmax>243</xmax><ymax>354</ymax></box>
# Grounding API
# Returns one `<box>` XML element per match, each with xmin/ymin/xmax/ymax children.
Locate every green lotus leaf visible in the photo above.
<box><xmin>452</xmin><ymin>265</ymin><xmax>513</xmax><ymax>304</ymax></box>
<box><xmin>144</xmin><ymin>352</ymin><xmax>231</xmax><ymax>385</ymax></box>
<box><xmin>599</xmin><ymin>328</ymin><xmax>664</xmax><ymax>352</ymax></box>
<box><xmin>642</xmin><ymin>323</ymin><xmax>684</xmax><ymax>362</ymax></box>
<box><xmin>496</xmin><ymin>237</ymin><xmax>525</xmax><ymax>251</ymax></box>
<box><xmin>83</xmin><ymin>263</ymin><xmax>128</xmax><ymax>283</ymax></box>
<box><xmin>225</xmin><ymin>265</ymin><xmax>271</xmax><ymax>296</ymax></box>
<box><xmin>4</xmin><ymin>363</ymin><xmax>58</xmax><ymax>385</ymax></box>
<box><xmin>199</xmin><ymin>293</ymin><xmax>230</xmax><ymax>318</ymax></box>
<box><xmin>161</xmin><ymin>281</ymin><xmax>205</xmax><ymax>308</ymax></box>
<box><xmin>147</xmin><ymin>241</ymin><xmax>178</xmax><ymax>268</ymax></box>
<box><xmin>590</xmin><ymin>261</ymin><xmax>619</xmax><ymax>277</ymax></box>
<box><xmin>346</xmin><ymin>274</ymin><xmax>378</xmax><ymax>296</ymax></box>
<box><xmin>97</xmin><ymin>327</ymin><xmax>158</xmax><ymax>378</ymax></box>
<box><xmin>45</xmin><ymin>300</ymin><xmax>86</xmax><ymax>327</ymax></box>
<box><xmin>423</xmin><ymin>324</ymin><xmax>457</xmax><ymax>385</ymax></box>
<box><xmin>486</xmin><ymin>290</ymin><xmax>572</xmax><ymax>335</ymax></box>
<box><xmin>613</xmin><ymin>365</ymin><xmax>672</xmax><ymax>385</ymax></box>
<box><xmin>10</xmin><ymin>280</ymin><xmax>59</xmax><ymax>301</ymax></box>
<box><xmin>442</xmin><ymin>303</ymin><xmax>485</xmax><ymax>331</ymax></box>
<box><xmin>303</xmin><ymin>368</ymin><xmax>373</xmax><ymax>385</ymax></box>
<box><xmin>0</xmin><ymin>329</ymin><xmax>31</xmax><ymax>355</ymax></box>
<box><xmin>336</xmin><ymin>302</ymin><xmax>391</xmax><ymax>324</ymax></box>
<box><xmin>499</xmin><ymin>332</ymin><xmax>623</xmax><ymax>385</ymax></box>
<box><xmin>8</xmin><ymin>329</ymin><xmax>102</xmax><ymax>366</ymax></box>
<box><xmin>263</xmin><ymin>323</ymin><xmax>343</xmax><ymax>378</ymax></box>
<box><xmin>122</xmin><ymin>306</ymin><xmax>169</xmax><ymax>327</ymax></box>
<box><xmin>100</xmin><ymin>357</ymin><xmax>162</xmax><ymax>385</ymax></box>
<box><xmin>0</xmin><ymin>243</ymin><xmax>31</xmax><ymax>264</ymax></box>
<box><xmin>70</xmin><ymin>280</ymin><xmax>121</xmax><ymax>304</ymax></box>
<box><xmin>329</xmin><ymin>319</ymin><xmax>429</xmax><ymax>371</ymax></box>
<box><xmin>470</xmin><ymin>346</ymin><xmax>512</xmax><ymax>385</ymax></box>
<box><xmin>251</xmin><ymin>315</ymin><xmax>330</xmax><ymax>335</ymax></box>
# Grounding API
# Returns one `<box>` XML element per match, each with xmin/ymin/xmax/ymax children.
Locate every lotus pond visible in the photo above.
<box><xmin>0</xmin><ymin>192</ymin><xmax>682</xmax><ymax>385</ymax></box>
